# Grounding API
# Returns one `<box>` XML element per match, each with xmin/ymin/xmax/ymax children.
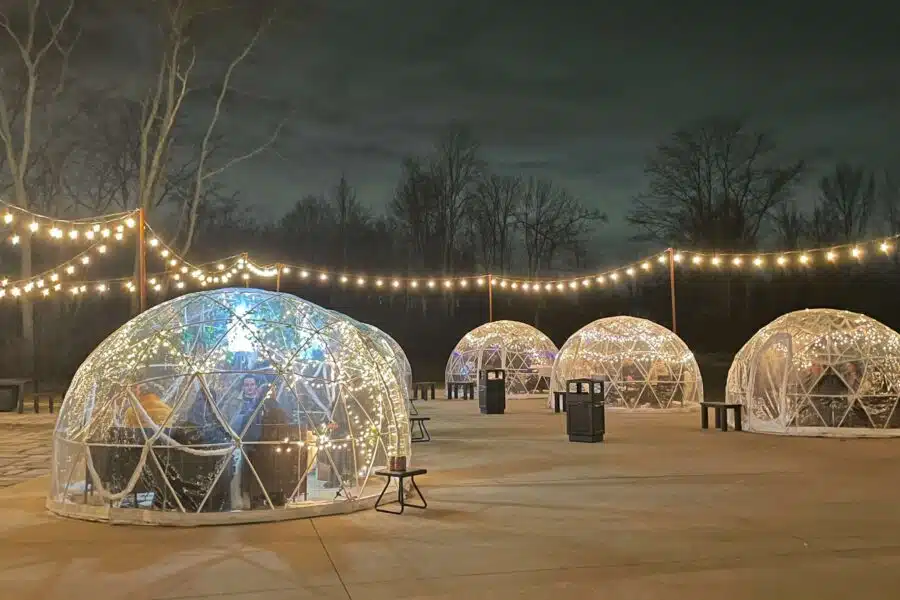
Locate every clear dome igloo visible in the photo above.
<box><xmin>726</xmin><ymin>308</ymin><xmax>900</xmax><ymax>436</ymax></box>
<box><xmin>445</xmin><ymin>320</ymin><xmax>558</xmax><ymax>396</ymax></box>
<box><xmin>48</xmin><ymin>288</ymin><xmax>411</xmax><ymax>525</ymax></box>
<box><xmin>550</xmin><ymin>316</ymin><xmax>702</xmax><ymax>409</ymax></box>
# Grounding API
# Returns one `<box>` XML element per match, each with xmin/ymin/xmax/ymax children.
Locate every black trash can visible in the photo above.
<box><xmin>565</xmin><ymin>379</ymin><xmax>605</xmax><ymax>442</ymax></box>
<box><xmin>478</xmin><ymin>369</ymin><xmax>506</xmax><ymax>414</ymax></box>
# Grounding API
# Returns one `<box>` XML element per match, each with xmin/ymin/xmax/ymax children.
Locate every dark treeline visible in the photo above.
<box><xmin>1</xmin><ymin>3</ymin><xmax>899</xmax><ymax>386</ymax></box>
<box><xmin>4</xmin><ymin>116</ymin><xmax>900</xmax><ymax>388</ymax></box>
<box><xmin>191</xmin><ymin>123</ymin><xmax>606</xmax><ymax>278</ymax></box>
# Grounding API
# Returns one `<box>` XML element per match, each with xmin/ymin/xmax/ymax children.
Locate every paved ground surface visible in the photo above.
<box><xmin>0</xmin><ymin>411</ymin><xmax>54</xmax><ymax>488</ymax></box>
<box><xmin>2</xmin><ymin>398</ymin><xmax>900</xmax><ymax>600</ymax></box>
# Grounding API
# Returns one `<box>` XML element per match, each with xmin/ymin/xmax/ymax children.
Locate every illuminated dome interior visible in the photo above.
<box><xmin>445</xmin><ymin>320</ymin><xmax>558</xmax><ymax>396</ymax></box>
<box><xmin>726</xmin><ymin>308</ymin><xmax>900</xmax><ymax>436</ymax></box>
<box><xmin>551</xmin><ymin>316</ymin><xmax>702</xmax><ymax>409</ymax></box>
<box><xmin>48</xmin><ymin>288</ymin><xmax>410</xmax><ymax>525</ymax></box>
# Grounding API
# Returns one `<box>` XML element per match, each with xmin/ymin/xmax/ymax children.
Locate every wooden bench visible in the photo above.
<box><xmin>447</xmin><ymin>382</ymin><xmax>475</xmax><ymax>399</ymax></box>
<box><xmin>0</xmin><ymin>378</ymin><xmax>33</xmax><ymax>414</ymax></box>
<box><xmin>407</xmin><ymin>396</ymin><xmax>419</xmax><ymax>415</ymax></box>
<box><xmin>413</xmin><ymin>381</ymin><xmax>436</xmax><ymax>400</ymax></box>
<box><xmin>374</xmin><ymin>468</ymin><xmax>428</xmax><ymax>515</ymax></box>
<box><xmin>410</xmin><ymin>416</ymin><xmax>431</xmax><ymax>443</ymax></box>
<box><xmin>32</xmin><ymin>392</ymin><xmax>59</xmax><ymax>414</ymax></box>
<box><xmin>700</xmin><ymin>401</ymin><xmax>742</xmax><ymax>432</ymax></box>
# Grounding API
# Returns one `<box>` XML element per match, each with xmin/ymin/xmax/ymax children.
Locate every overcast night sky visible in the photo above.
<box><xmin>111</xmin><ymin>0</ymin><xmax>900</xmax><ymax>260</ymax></box>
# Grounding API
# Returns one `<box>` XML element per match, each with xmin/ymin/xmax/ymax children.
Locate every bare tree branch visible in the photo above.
<box><xmin>628</xmin><ymin>116</ymin><xmax>804</xmax><ymax>251</ymax></box>
<box><xmin>809</xmin><ymin>162</ymin><xmax>876</xmax><ymax>244</ymax></box>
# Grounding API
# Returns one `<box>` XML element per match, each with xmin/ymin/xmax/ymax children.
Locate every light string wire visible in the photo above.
<box><xmin>3</xmin><ymin>201</ymin><xmax>900</xmax><ymax>299</ymax></box>
<box><xmin>0</xmin><ymin>200</ymin><xmax>138</xmax><ymax>225</ymax></box>
<box><xmin>0</xmin><ymin>230</ymin><xmax>135</xmax><ymax>297</ymax></box>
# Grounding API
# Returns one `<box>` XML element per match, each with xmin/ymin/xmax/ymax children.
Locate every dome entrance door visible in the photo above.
<box><xmin>747</xmin><ymin>332</ymin><xmax>793</xmax><ymax>431</ymax></box>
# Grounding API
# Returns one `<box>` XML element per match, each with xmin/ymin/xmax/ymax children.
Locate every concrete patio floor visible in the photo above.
<box><xmin>2</xmin><ymin>398</ymin><xmax>900</xmax><ymax>599</ymax></box>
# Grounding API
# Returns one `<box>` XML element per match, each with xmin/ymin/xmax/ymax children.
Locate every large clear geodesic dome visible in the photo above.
<box><xmin>47</xmin><ymin>288</ymin><xmax>411</xmax><ymax>525</ymax></box>
<box><xmin>726</xmin><ymin>308</ymin><xmax>900</xmax><ymax>436</ymax></box>
<box><xmin>445</xmin><ymin>320</ymin><xmax>558</xmax><ymax>396</ymax></box>
<box><xmin>348</xmin><ymin>320</ymin><xmax>413</xmax><ymax>399</ymax></box>
<box><xmin>550</xmin><ymin>316</ymin><xmax>702</xmax><ymax>409</ymax></box>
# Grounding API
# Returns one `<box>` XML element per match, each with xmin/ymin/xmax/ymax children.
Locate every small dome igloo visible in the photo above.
<box><xmin>551</xmin><ymin>316</ymin><xmax>702</xmax><ymax>409</ymax></box>
<box><xmin>48</xmin><ymin>288</ymin><xmax>411</xmax><ymax>525</ymax></box>
<box><xmin>726</xmin><ymin>308</ymin><xmax>900</xmax><ymax>436</ymax></box>
<box><xmin>445</xmin><ymin>320</ymin><xmax>558</xmax><ymax>396</ymax></box>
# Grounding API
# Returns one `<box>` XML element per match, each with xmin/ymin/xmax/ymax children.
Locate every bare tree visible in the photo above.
<box><xmin>808</xmin><ymin>163</ymin><xmax>876</xmax><ymax>244</ymax></box>
<box><xmin>279</xmin><ymin>193</ymin><xmax>335</xmax><ymax>265</ymax></box>
<box><xmin>0</xmin><ymin>0</ymin><xmax>78</xmax><ymax>375</ymax></box>
<box><xmin>518</xmin><ymin>177</ymin><xmax>605</xmax><ymax>277</ymax></box>
<box><xmin>883</xmin><ymin>170</ymin><xmax>900</xmax><ymax>235</ymax></box>
<box><xmin>428</xmin><ymin>122</ymin><xmax>483</xmax><ymax>272</ymax></box>
<box><xmin>177</xmin><ymin>13</ymin><xmax>284</xmax><ymax>256</ymax></box>
<box><xmin>470</xmin><ymin>173</ymin><xmax>520</xmax><ymax>273</ymax></box>
<box><xmin>629</xmin><ymin>117</ymin><xmax>804</xmax><ymax>250</ymax></box>
<box><xmin>390</xmin><ymin>157</ymin><xmax>441</xmax><ymax>271</ymax></box>
<box><xmin>771</xmin><ymin>201</ymin><xmax>806</xmax><ymax>249</ymax></box>
<box><xmin>330</xmin><ymin>173</ymin><xmax>368</xmax><ymax>268</ymax></box>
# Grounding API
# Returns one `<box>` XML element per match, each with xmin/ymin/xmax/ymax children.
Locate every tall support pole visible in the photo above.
<box><xmin>137</xmin><ymin>207</ymin><xmax>147</xmax><ymax>314</ymax></box>
<box><xmin>275</xmin><ymin>263</ymin><xmax>282</xmax><ymax>292</ymax></box>
<box><xmin>243</xmin><ymin>252</ymin><xmax>250</xmax><ymax>287</ymax></box>
<box><xmin>487</xmin><ymin>273</ymin><xmax>494</xmax><ymax>322</ymax></box>
<box><xmin>668</xmin><ymin>247</ymin><xmax>677</xmax><ymax>334</ymax></box>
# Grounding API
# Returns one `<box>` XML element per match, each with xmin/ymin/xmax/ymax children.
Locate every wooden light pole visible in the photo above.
<box><xmin>668</xmin><ymin>247</ymin><xmax>677</xmax><ymax>334</ymax></box>
<box><xmin>487</xmin><ymin>273</ymin><xmax>494</xmax><ymax>322</ymax></box>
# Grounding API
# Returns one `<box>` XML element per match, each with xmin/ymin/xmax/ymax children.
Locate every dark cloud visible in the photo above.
<box><xmin>105</xmin><ymin>0</ymin><xmax>900</xmax><ymax>257</ymax></box>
